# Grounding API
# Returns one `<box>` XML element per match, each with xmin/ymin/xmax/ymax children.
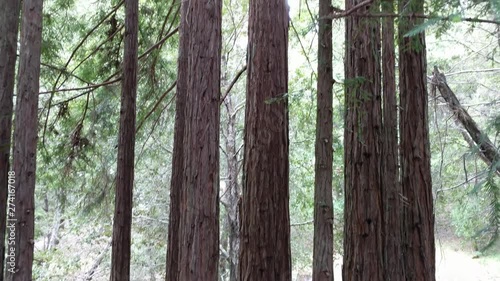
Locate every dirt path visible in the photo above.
<box><xmin>435</xmin><ymin>240</ymin><xmax>500</xmax><ymax>281</ymax></box>
<box><xmin>326</xmin><ymin>241</ymin><xmax>500</xmax><ymax>281</ymax></box>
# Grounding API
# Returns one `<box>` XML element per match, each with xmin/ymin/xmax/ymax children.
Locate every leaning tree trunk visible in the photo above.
<box><xmin>176</xmin><ymin>0</ymin><xmax>222</xmax><ymax>280</ymax></box>
<box><xmin>398</xmin><ymin>0</ymin><xmax>436</xmax><ymax>279</ymax></box>
<box><xmin>5</xmin><ymin>0</ymin><xmax>43</xmax><ymax>279</ymax></box>
<box><xmin>312</xmin><ymin>0</ymin><xmax>334</xmax><ymax>280</ymax></box>
<box><xmin>239</xmin><ymin>0</ymin><xmax>291</xmax><ymax>280</ymax></box>
<box><xmin>381</xmin><ymin>0</ymin><xmax>403</xmax><ymax>280</ymax></box>
<box><xmin>431</xmin><ymin>67</ymin><xmax>500</xmax><ymax>175</ymax></box>
<box><xmin>0</xmin><ymin>0</ymin><xmax>21</xmax><ymax>277</ymax></box>
<box><xmin>110</xmin><ymin>0</ymin><xmax>138</xmax><ymax>278</ymax></box>
<box><xmin>342</xmin><ymin>0</ymin><xmax>384</xmax><ymax>280</ymax></box>
<box><xmin>165</xmin><ymin>1</ymin><xmax>188</xmax><ymax>280</ymax></box>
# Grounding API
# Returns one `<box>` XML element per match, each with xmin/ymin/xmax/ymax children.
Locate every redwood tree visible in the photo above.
<box><xmin>110</xmin><ymin>0</ymin><xmax>138</xmax><ymax>278</ymax></box>
<box><xmin>342</xmin><ymin>0</ymin><xmax>384</xmax><ymax>280</ymax></box>
<box><xmin>381</xmin><ymin>0</ymin><xmax>403</xmax><ymax>280</ymax></box>
<box><xmin>312</xmin><ymin>0</ymin><xmax>334</xmax><ymax>279</ymax></box>
<box><xmin>239</xmin><ymin>0</ymin><xmax>291</xmax><ymax>280</ymax></box>
<box><xmin>5</xmin><ymin>0</ymin><xmax>43</xmax><ymax>278</ymax></box>
<box><xmin>398</xmin><ymin>0</ymin><xmax>436</xmax><ymax>279</ymax></box>
<box><xmin>0</xmin><ymin>0</ymin><xmax>21</xmax><ymax>277</ymax></box>
<box><xmin>176</xmin><ymin>0</ymin><xmax>222</xmax><ymax>279</ymax></box>
<box><xmin>165</xmin><ymin>1</ymin><xmax>187</xmax><ymax>280</ymax></box>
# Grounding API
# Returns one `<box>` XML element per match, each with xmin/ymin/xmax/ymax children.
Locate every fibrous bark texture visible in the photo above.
<box><xmin>398</xmin><ymin>0</ymin><xmax>436</xmax><ymax>279</ymax></box>
<box><xmin>165</xmin><ymin>2</ymin><xmax>188</xmax><ymax>280</ymax></box>
<box><xmin>0</xmin><ymin>0</ymin><xmax>21</xmax><ymax>277</ymax></box>
<box><xmin>6</xmin><ymin>0</ymin><xmax>43</xmax><ymax>279</ymax></box>
<box><xmin>239</xmin><ymin>0</ymin><xmax>291</xmax><ymax>280</ymax></box>
<box><xmin>176</xmin><ymin>0</ymin><xmax>222</xmax><ymax>280</ymax></box>
<box><xmin>381</xmin><ymin>0</ymin><xmax>403</xmax><ymax>280</ymax></box>
<box><xmin>313</xmin><ymin>0</ymin><xmax>334</xmax><ymax>280</ymax></box>
<box><xmin>110</xmin><ymin>0</ymin><xmax>138</xmax><ymax>278</ymax></box>
<box><xmin>342</xmin><ymin>1</ymin><xmax>384</xmax><ymax>280</ymax></box>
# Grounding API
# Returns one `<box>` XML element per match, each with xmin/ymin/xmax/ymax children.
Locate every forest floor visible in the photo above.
<box><xmin>324</xmin><ymin>221</ymin><xmax>500</xmax><ymax>281</ymax></box>
<box><xmin>434</xmin><ymin>217</ymin><xmax>500</xmax><ymax>281</ymax></box>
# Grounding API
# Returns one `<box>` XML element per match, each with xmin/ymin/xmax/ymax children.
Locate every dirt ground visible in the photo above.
<box><xmin>435</xmin><ymin>221</ymin><xmax>500</xmax><ymax>281</ymax></box>
<box><xmin>299</xmin><ymin>228</ymin><xmax>500</xmax><ymax>281</ymax></box>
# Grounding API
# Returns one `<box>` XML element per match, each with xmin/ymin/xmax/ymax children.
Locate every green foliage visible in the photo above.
<box><xmin>451</xmin><ymin>192</ymin><xmax>488</xmax><ymax>239</ymax></box>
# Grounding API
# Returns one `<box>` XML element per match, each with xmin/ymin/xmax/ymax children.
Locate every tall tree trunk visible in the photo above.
<box><xmin>312</xmin><ymin>0</ymin><xmax>334</xmax><ymax>280</ymax></box>
<box><xmin>110</xmin><ymin>0</ymin><xmax>138</xmax><ymax>278</ymax></box>
<box><xmin>165</xmin><ymin>1</ymin><xmax>188</xmax><ymax>280</ymax></box>
<box><xmin>176</xmin><ymin>0</ymin><xmax>222</xmax><ymax>279</ymax></box>
<box><xmin>0</xmin><ymin>0</ymin><xmax>21</xmax><ymax>278</ymax></box>
<box><xmin>239</xmin><ymin>0</ymin><xmax>291</xmax><ymax>280</ymax></box>
<box><xmin>381</xmin><ymin>0</ymin><xmax>403</xmax><ymax>280</ymax></box>
<box><xmin>342</xmin><ymin>1</ymin><xmax>384</xmax><ymax>280</ymax></box>
<box><xmin>221</xmin><ymin>93</ymin><xmax>241</xmax><ymax>281</ymax></box>
<box><xmin>398</xmin><ymin>0</ymin><xmax>435</xmax><ymax>279</ymax></box>
<box><xmin>5</xmin><ymin>0</ymin><xmax>43</xmax><ymax>279</ymax></box>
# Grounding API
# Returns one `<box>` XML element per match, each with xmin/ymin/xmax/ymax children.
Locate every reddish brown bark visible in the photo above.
<box><xmin>165</xmin><ymin>1</ymin><xmax>188</xmax><ymax>280</ymax></box>
<box><xmin>381</xmin><ymin>0</ymin><xmax>403</xmax><ymax>280</ymax></box>
<box><xmin>110</xmin><ymin>0</ymin><xmax>138</xmax><ymax>278</ymax></box>
<box><xmin>239</xmin><ymin>0</ymin><xmax>291</xmax><ymax>280</ymax></box>
<box><xmin>176</xmin><ymin>0</ymin><xmax>222</xmax><ymax>280</ymax></box>
<box><xmin>5</xmin><ymin>0</ymin><xmax>43</xmax><ymax>279</ymax></box>
<box><xmin>342</xmin><ymin>0</ymin><xmax>384</xmax><ymax>280</ymax></box>
<box><xmin>398</xmin><ymin>0</ymin><xmax>436</xmax><ymax>279</ymax></box>
<box><xmin>312</xmin><ymin>0</ymin><xmax>334</xmax><ymax>280</ymax></box>
<box><xmin>0</xmin><ymin>0</ymin><xmax>21</xmax><ymax>277</ymax></box>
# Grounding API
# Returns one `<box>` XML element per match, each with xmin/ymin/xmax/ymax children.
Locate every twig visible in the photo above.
<box><xmin>40</xmin><ymin>78</ymin><xmax>121</xmax><ymax>95</ymax></box>
<box><xmin>138</xmin><ymin>26</ymin><xmax>179</xmax><ymax>60</ymax></box>
<box><xmin>291</xmin><ymin>220</ymin><xmax>314</xmax><ymax>227</ymax></box>
<box><xmin>290</xmin><ymin>20</ymin><xmax>317</xmax><ymax>79</ymax></box>
<box><xmin>327</xmin><ymin>0</ymin><xmax>373</xmax><ymax>19</ymax></box>
<box><xmin>40</xmin><ymin>27</ymin><xmax>179</xmax><ymax>96</ymax></box>
<box><xmin>136</xmin><ymin>80</ymin><xmax>177</xmax><ymax>133</ymax></box>
<box><xmin>220</xmin><ymin>65</ymin><xmax>247</xmax><ymax>105</ymax></box>
<box><xmin>40</xmin><ymin>62</ymin><xmax>91</xmax><ymax>84</ymax></box>
<box><xmin>326</xmin><ymin>11</ymin><xmax>500</xmax><ymax>25</ymax></box>
<box><xmin>445</xmin><ymin>68</ymin><xmax>500</xmax><ymax>77</ymax></box>
<box><xmin>42</xmin><ymin>0</ymin><xmax>125</xmax><ymax>147</ymax></box>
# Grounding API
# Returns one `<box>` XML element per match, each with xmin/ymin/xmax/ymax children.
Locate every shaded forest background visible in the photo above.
<box><xmin>0</xmin><ymin>0</ymin><xmax>499</xmax><ymax>279</ymax></box>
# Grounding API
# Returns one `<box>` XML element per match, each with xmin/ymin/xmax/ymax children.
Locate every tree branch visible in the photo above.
<box><xmin>136</xmin><ymin>80</ymin><xmax>177</xmax><ymax>133</ymax></box>
<box><xmin>220</xmin><ymin>65</ymin><xmax>247</xmax><ymax>105</ymax></box>
<box><xmin>325</xmin><ymin>11</ymin><xmax>500</xmax><ymax>24</ymax></box>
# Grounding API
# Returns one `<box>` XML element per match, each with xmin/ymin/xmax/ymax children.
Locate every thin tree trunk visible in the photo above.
<box><xmin>176</xmin><ymin>0</ymin><xmax>222</xmax><ymax>279</ymax></box>
<box><xmin>381</xmin><ymin>0</ymin><xmax>403</xmax><ymax>280</ymax></box>
<box><xmin>398</xmin><ymin>0</ymin><xmax>435</xmax><ymax>279</ymax></box>
<box><xmin>431</xmin><ymin>67</ymin><xmax>500</xmax><ymax>175</ymax></box>
<box><xmin>0</xmin><ymin>0</ymin><xmax>21</xmax><ymax>278</ymax></box>
<box><xmin>342</xmin><ymin>0</ymin><xmax>384</xmax><ymax>280</ymax></box>
<box><xmin>221</xmin><ymin>94</ymin><xmax>241</xmax><ymax>281</ymax></box>
<box><xmin>312</xmin><ymin>0</ymin><xmax>334</xmax><ymax>279</ymax></box>
<box><xmin>165</xmin><ymin>1</ymin><xmax>188</xmax><ymax>280</ymax></box>
<box><xmin>239</xmin><ymin>0</ymin><xmax>291</xmax><ymax>280</ymax></box>
<box><xmin>5</xmin><ymin>0</ymin><xmax>43</xmax><ymax>279</ymax></box>
<box><xmin>110</xmin><ymin>0</ymin><xmax>138</xmax><ymax>278</ymax></box>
